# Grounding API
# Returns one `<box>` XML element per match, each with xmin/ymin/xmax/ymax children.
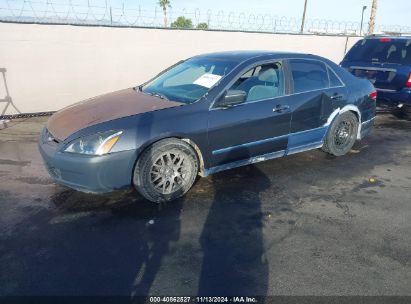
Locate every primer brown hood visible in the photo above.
<box><xmin>47</xmin><ymin>88</ymin><xmax>183</xmax><ymax>140</ymax></box>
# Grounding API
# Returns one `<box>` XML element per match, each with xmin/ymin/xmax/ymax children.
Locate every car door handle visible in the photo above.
<box><xmin>331</xmin><ymin>94</ymin><xmax>344</xmax><ymax>100</ymax></box>
<box><xmin>273</xmin><ymin>104</ymin><xmax>290</xmax><ymax>113</ymax></box>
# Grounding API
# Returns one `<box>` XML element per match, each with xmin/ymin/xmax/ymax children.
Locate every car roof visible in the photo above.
<box><xmin>192</xmin><ymin>50</ymin><xmax>320</xmax><ymax>63</ymax></box>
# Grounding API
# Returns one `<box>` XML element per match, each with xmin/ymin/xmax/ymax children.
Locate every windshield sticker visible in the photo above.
<box><xmin>193</xmin><ymin>73</ymin><xmax>222</xmax><ymax>88</ymax></box>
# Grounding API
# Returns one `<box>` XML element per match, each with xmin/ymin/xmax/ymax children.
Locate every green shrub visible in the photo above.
<box><xmin>196</xmin><ymin>23</ymin><xmax>209</xmax><ymax>30</ymax></box>
<box><xmin>171</xmin><ymin>16</ymin><xmax>193</xmax><ymax>28</ymax></box>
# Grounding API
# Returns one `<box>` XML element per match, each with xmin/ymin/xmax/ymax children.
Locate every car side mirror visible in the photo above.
<box><xmin>217</xmin><ymin>90</ymin><xmax>246</xmax><ymax>108</ymax></box>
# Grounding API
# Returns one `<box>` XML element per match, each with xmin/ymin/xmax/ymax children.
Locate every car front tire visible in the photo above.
<box><xmin>133</xmin><ymin>138</ymin><xmax>199</xmax><ymax>203</ymax></box>
<box><xmin>322</xmin><ymin>111</ymin><xmax>359</xmax><ymax>156</ymax></box>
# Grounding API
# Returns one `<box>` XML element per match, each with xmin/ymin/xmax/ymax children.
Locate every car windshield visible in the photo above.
<box><xmin>140</xmin><ymin>57</ymin><xmax>238</xmax><ymax>104</ymax></box>
<box><xmin>345</xmin><ymin>38</ymin><xmax>411</xmax><ymax>65</ymax></box>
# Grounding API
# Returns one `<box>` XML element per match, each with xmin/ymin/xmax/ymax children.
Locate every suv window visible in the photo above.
<box><xmin>290</xmin><ymin>60</ymin><xmax>329</xmax><ymax>93</ymax></box>
<box><xmin>229</xmin><ymin>62</ymin><xmax>285</xmax><ymax>102</ymax></box>
<box><xmin>345</xmin><ymin>38</ymin><xmax>411</xmax><ymax>65</ymax></box>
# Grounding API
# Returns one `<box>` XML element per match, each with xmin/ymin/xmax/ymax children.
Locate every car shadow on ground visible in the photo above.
<box><xmin>45</xmin><ymin>189</ymin><xmax>183</xmax><ymax>298</ymax></box>
<box><xmin>44</xmin><ymin>152</ymin><xmax>271</xmax><ymax>296</ymax></box>
<box><xmin>198</xmin><ymin>154</ymin><xmax>269</xmax><ymax>296</ymax></box>
<box><xmin>14</xmin><ymin>143</ymin><xmax>269</xmax><ymax>297</ymax></box>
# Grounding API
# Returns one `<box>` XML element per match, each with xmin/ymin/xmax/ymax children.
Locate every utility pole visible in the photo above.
<box><xmin>360</xmin><ymin>6</ymin><xmax>367</xmax><ymax>35</ymax></box>
<box><xmin>368</xmin><ymin>0</ymin><xmax>378</xmax><ymax>35</ymax></box>
<box><xmin>300</xmin><ymin>0</ymin><xmax>308</xmax><ymax>33</ymax></box>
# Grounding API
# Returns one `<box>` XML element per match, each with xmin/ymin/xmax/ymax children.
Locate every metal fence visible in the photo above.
<box><xmin>1</xmin><ymin>0</ymin><xmax>411</xmax><ymax>35</ymax></box>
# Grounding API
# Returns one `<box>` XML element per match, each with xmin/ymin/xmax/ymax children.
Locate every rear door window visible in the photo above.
<box><xmin>289</xmin><ymin>60</ymin><xmax>329</xmax><ymax>93</ymax></box>
<box><xmin>345</xmin><ymin>39</ymin><xmax>411</xmax><ymax>65</ymax></box>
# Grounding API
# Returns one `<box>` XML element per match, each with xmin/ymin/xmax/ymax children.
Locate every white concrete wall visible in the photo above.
<box><xmin>0</xmin><ymin>22</ymin><xmax>361</xmax><ymax>115</ymax></box>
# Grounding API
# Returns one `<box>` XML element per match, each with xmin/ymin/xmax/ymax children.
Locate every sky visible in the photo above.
<box><xmin>105</xmin><ymin>0</ymin><xmax>411</xmax><ymax>27</ymax></box>
<box><xmin>2</xmin><ymin>0</ymin><xmax>411</xmax><ymax>29</ymax></box>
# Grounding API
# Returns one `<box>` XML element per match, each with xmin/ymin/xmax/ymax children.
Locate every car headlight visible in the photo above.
<box><xmin>63</xmin><ymin>130</ymin><xmax>123</xmax><ymax>155</ymax></box>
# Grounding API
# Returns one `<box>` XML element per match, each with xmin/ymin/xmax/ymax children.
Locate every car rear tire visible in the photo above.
<box><xmin>133</xmin><ymin>138</ymin><xmax>199</xmax><ymax>203</ymax></box>
<box><xmin>322</xmin><ymin>111</ymin><xmax>359</xmax><ymax>156</ymax></box>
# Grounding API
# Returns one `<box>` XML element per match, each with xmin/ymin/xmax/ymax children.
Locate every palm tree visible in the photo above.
<box><xmin>368</xmin><ymin>0</ymin><xmax>378</xmax><ymax>35</ymax></box>
<box><xmin>159</xmin><ymin>0</ymin><xmax>171</xmax><ymax>27</ymax></box>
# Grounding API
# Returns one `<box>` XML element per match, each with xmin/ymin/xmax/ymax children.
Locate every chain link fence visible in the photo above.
<box><xmin>1</xmin><ymin>0</ymin><xmax>411</xmax><ymax>36</ymax></box>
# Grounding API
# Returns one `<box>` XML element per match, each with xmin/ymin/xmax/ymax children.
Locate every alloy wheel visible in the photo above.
<box><xmin>149</xmin><ymin>152</ymin><xmax>189</xmax><ymax>195</ymax></box>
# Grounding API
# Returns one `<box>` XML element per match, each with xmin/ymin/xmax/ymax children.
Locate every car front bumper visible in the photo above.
<box><xmin>38</xmin><ymin>131</ymin><xmax>137</xmax><ymax>193</ymax></box>
<box><xmin>376</xmin><ymin>88</ymin><xmax>411</xmax><ymax>109</ymax></box>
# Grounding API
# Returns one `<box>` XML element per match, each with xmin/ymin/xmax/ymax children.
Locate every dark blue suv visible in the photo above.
<box><xmin>341</xmin><ymin>36</ymin><xmax>411</xmax><ymax>117</ymax></box>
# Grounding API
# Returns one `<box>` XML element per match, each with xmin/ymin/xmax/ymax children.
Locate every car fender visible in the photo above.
<box><xmin>324</xmin><ymin>105</ymin><xmax>362</xmax><ymax>139</ymax></box>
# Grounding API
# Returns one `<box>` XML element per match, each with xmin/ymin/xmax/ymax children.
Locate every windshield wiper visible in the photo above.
<box><xmin>133</xmin><ymin>85</ymin><xmax>143</xmax><ymax>92</ymax></box>
<box><xmin>137</xmin><ymin>86</ymin><xmax>169</xmax><ymax>101</ymax></box>
<box><xmin>147</xmin><ymin>92</ymin><xmax>169</xmax><ymax>100</ymax></box>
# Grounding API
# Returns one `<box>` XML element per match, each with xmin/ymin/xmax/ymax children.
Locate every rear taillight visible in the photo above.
<box><xmin>380</xmin><ymin>38</ymin><xmax>391</xmax><ymax>42</ymax></box>
<box><xmin>406</xmin><ymin>73</ymin><xmax>411</xmax><ymax>88</ymax></box>
<box><xmin>370</xmin><ymin>90</ymin><xmax>377</xmax><ymax>101</ymax></box>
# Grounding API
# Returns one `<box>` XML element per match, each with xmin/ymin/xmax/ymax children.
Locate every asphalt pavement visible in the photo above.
<box><xmin>0</xmin><ymin>114</ymin><xmax>410</xmax><ymax>296</ymax></box>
